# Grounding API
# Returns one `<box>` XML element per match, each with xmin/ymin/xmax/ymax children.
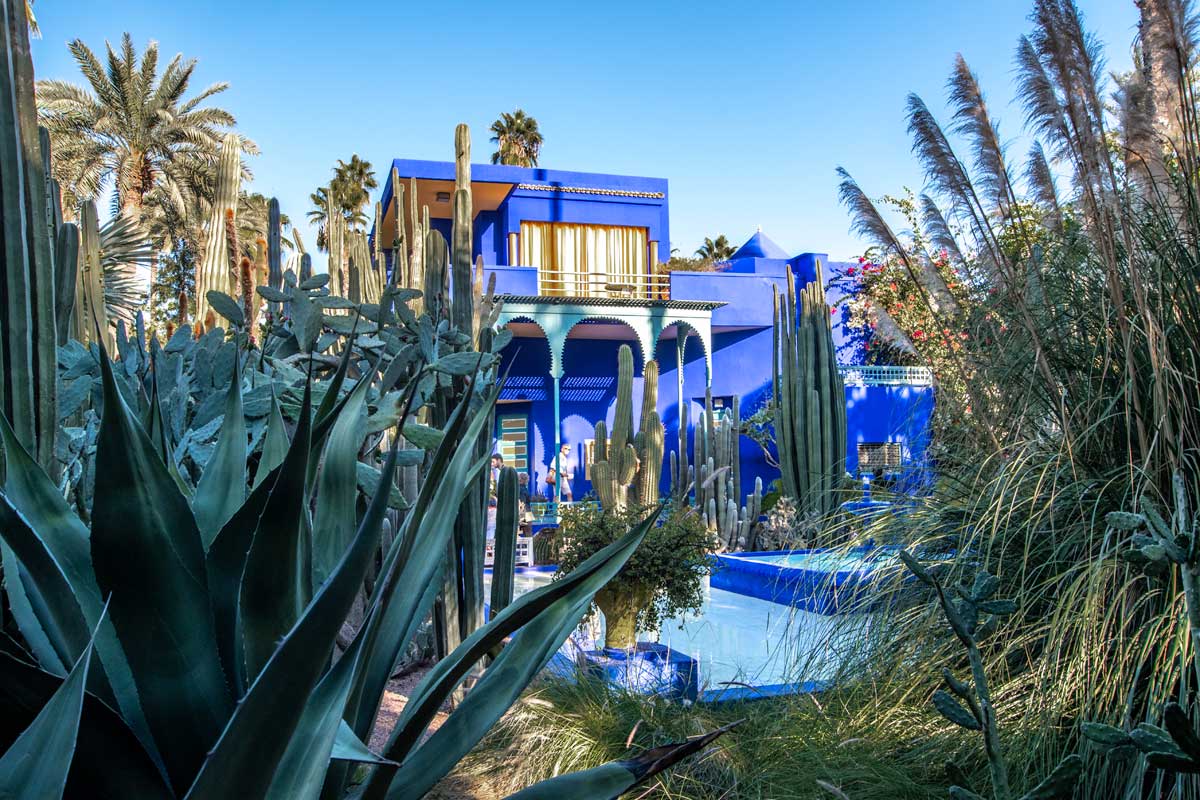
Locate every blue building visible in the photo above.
<box><xmin>376</xmin><ymin>161</ymin><xmax>934</xmax><ymax>504</ymax></box>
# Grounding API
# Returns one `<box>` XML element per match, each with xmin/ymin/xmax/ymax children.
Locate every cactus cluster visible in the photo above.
<box><xmin>773</xmin><ymin>263</ymin><xmax>847</xmax><ymax>517</ymax></box>
<box><xmin>589</xmin><ymin>344</ymin><xmax>664</xmax><ymax>512</ymax></box>
<box><xmin>695</xmin><ymin>390</ymin><xmax>762</xmax><ymax>550</ymax></box>
<box><xmin>668</xmin><ymin>390</ymin><xmax>762</xmax><ymax>550</ymax></box>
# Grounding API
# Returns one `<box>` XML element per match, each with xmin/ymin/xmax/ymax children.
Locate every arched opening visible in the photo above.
<box><xmin>492</xmin><ymin>316</ymin><xmax>551</xmax><ymax>495</ymax></box>
<box><xmin>559</xmin><ymin>317</ymin><xmax>648</xmax><ymax>502</ymax></box>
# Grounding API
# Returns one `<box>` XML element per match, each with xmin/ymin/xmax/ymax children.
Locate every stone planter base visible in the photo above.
<box><xmin>548</xmin><ymin>642</ymin><xmax>699</xmax><ymax>702</ymax></box>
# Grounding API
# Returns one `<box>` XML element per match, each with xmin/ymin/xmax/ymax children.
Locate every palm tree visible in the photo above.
<box><xmin>695</xmin><ymin>235</ymin><xmax>736</xmax><ymax>262</ymax></box>
<box><xmin>237</xmin><ymin>192</ymin><xmax>293</xmax><ymax>257</ymax></box>
<box><xmin>308</xmin><ymin>155</ymin><xmax>376</xmax><ymax>251</ymax></box>
<box><xmin>35</xmin><ymin>33</ymin><xmax>254</xmax><ymax>220</ymax></box>
<box><xmin>333</xmin><ymin>154</ymin><xmax>376</xmax><ymax>226</ymax></box>
<box><xmin>490</xmin><ymin>109</ymin><xmax>543</xmax><ymax>167</ymax></box>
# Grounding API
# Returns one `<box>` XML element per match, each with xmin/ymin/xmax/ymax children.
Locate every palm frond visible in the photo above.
<box><xmin>99</xmin><ymin>213</ymin><xmax>154</xmax><ymax>325</ymax></box>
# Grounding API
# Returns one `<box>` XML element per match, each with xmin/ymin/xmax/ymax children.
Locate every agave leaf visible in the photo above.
<box><xmin>503</xmin><ymin>720</ymin><xmax>740</xmax><ymax>799</ymax></box>
<box><xmin>262</xmin><ymin>630</ymin><xmax>389</xmax><ymax>800</ymax></box>
<box><xmin>254</xmin><ymin>387</ymin><xmax>290</xmax><ymax>490</ymax></box>
<box><xmin>342</xmin><ymin>385</ymin><xmax>495</xmax><ymax>746</ymax></box>
<box><xmin>312</xmin><ymin>377</ymin><xmax>371</xmax><ymax>590</ymax></box>
<box><xmin>91</xmin><ymin>348</ymin><xmax>232</xmax><ymax>792</ymax></box>
<box><xmin>0</xmin><ymin>651</ymin><xmax>172</xmax><ymax>799</ymax></box>
<box><xmin>0</xmin><ymin>415</ymin><xmax>158</xmax><ymax>764</ymax></box>
<box><xmin>183</xmin><ymin>440</ymin><xmax>403</xmax><ymax>800</ymax></box>
<box><xmin>1</xmin><ymin>542</ymin><xmax>67</xmax><ymax>674</ymax></box>
<box><xmin>194</xmin><ymin>356</ymin><xmax>247</xmax><ymax>548</ymax></box>
<box><xmin>0</xmin><ymin>632</ymin><xmax>93</xmax><ymax>800</ymax></box>
<box><xmin>369</xmin><ymin>510</ymin><xmax>662</xmax><ymax>800</ymax></box>
<box><xmin>206</xmin><ymin>459</ymin><xmax>286</xmax><ymax>698</ymax></box>
<box><xmin>240</xmin><ymin>380</ymin><xmax>314</xmax><ymax>681</ymax></box>
<box><xmin>331</xmin><ymin>720</ymin><xmax>392</xmax><ymax>764</ymax></box>
<box><xmin>0</xmin><ymin>497</ymin><xmax>93</xmax><ymax>677</ymax></box>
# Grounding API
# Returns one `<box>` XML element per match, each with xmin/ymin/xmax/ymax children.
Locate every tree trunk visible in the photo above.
<box><xmin>594</xmin><ymin>582</ymin><xmax>653</xmax><ymax>651</ymax></box>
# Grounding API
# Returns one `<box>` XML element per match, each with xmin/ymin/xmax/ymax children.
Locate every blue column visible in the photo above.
<box><xmin>552</xmin><ymin>374</ymin><xmax>562</xmax><ymax>511</ymax></box>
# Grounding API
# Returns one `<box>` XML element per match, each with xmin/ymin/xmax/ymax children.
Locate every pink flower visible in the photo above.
<box><xmin>847</xmin><ymin>266</ymin><xmax>857</xmax><ymax>276</ymax></box>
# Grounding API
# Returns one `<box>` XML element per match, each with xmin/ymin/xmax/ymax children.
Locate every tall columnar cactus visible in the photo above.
<box><xmin>589</xmin><ymin>345</ymin><xmax>663</xmax><ymax>512</ymax></box>
<box><xmin>773</xmin><ymin>263</ymin><xmax>847</xmax><ymax>517</ymax></box>
<box><xmin>387</xmin><ymin>166</ymin><xmax>407</xmax><ymax>288</ymax></box>
<box><xmin>327</xmin><ymin>196</ymin><xmax>346</xmax><ymax>298</ymax></box>
<box><xmin>489</xmin><ymin>465</ymin><xmax>520</xmax><ymax>616</ymax></box>
<box><xmin>73</xmin><ymin>200</ymin><xmax>108</xmax><ymax>349</ymax></box>
<box><xmin>194</xmin><ymin>132</ymin><xmax>242</xmax><ymax>330</ymax></box>
<box><xmin>632</xmin><ymin>359</ymin><xmax>665</xmax><ymax>507</ymax></box>
<box><xmin>346</xmin><ymin>231</ymin><xmax>384</xmax><ymax>305</ymax></box>
<box><xmin>408</xmin><ymin>178</ymin><xmax>426</xmax><ymax>315</ymax></box>
<box><xmin>266</xmin><ymin>197</ymin><xmax>283</xmax><ymax>314</ymax></box>
<box><xmin>0</xmin><ymin>0</ymin><xmax>61</xmax><ymax>471</ymax></box>
<box><xmin>429</xmin><ymin>124</ymin><xmax>504</xmax><ymax>659</ymax></box>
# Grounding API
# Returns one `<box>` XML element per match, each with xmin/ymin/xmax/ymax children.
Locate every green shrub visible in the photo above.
<box><xmin>555</xmin><ymin>502</ymin><xmax>714</xmax><ymax>648</ymax></box>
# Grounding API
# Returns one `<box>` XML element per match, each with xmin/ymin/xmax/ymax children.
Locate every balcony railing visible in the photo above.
<box><xmin>535</xmin><ymin>272</ymin><xmax>672</xmax><ymax>301</ymax></box>
<box><xmin>839</xmin><ymin>365</ymin><xmax>934</xmax><ymax>386</ymax></box>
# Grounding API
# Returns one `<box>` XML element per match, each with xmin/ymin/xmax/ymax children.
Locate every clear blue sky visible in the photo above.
<box><xmin>32</xmin><ymin>0</ymin><xmax>1135</xmax><ymax>262</ymax></box>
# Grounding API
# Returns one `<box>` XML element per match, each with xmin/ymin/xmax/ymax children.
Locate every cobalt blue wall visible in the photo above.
<box><xmin>379</xmin><ymin>161</ymin><xmax>671</xmax><ymax>268</ymax></box>
<box><xmin>494</xmin><ymin>320</ymin><xmax>935</xmax><ymax>502</ymax></box>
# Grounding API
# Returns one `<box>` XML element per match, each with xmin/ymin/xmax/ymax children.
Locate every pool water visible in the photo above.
<box><xmin>738</xmin><ymin>549</ymin><xmax>895</xmax><ymax>572</ymax></box>
<box><xmin>484</xmin><ymin>570</ymin><xmax>872</xmax><ymax>691</ymax></box>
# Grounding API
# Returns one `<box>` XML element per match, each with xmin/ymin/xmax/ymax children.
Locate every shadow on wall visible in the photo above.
<box><xmin>844</xmin><ymin>383</ymin><xmax>935</xmax><ymax>493</ymax></box>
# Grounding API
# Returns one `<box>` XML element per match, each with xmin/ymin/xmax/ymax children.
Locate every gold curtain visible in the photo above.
<box><xmin>520</xmin><ymin>221</ymin><xmax>648</xmax><ymax>297</ymax></box>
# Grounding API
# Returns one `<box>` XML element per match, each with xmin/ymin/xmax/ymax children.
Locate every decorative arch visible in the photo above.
<box><xmin>502</xmin><ymin>313</ymin><xmax>552</xmax><ymax>340</ymax></box>
<box><xmin>561</xmin><ymin>315</ymin><xmax>651</xmax><ymax>375</ymax></box>
<box><xmin>661</xmin><ymin>318</ymin><xmax>713</xmax><ymax>385</ymax></box>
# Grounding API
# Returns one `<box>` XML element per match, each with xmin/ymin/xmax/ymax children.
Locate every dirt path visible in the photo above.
<box><xmin>368</xmin><ymin>668</ymin><xmax>503</xmax><ymax>799</ymax></box>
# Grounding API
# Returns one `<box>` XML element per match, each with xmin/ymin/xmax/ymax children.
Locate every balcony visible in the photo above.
<box><xmin>483</xmin><ymin>265</ymin><xmax>671</xmax><ymax>302</ymax></box>
<box><xmin>839</xmin><ymin>365</ymin><xmax>934</xmax><ymax>386</ymax></box>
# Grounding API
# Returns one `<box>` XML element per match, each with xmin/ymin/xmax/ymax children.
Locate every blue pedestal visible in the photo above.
<box><xmin>547</xmin><ymin>643</ymin><xmax>699</xmax><ymax>701</ymax></box>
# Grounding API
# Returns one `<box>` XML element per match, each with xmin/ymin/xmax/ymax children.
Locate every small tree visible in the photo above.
<box><xmin>555</xmin><ymin>503</ymin><xmax>714</xmax><ymax>650</ymax></box>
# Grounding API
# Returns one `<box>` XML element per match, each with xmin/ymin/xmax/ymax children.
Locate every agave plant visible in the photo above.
<box><xmin>3</xmin><ymin>322</ymin><xmax>728</xmax><ymax>798</ymax></box>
